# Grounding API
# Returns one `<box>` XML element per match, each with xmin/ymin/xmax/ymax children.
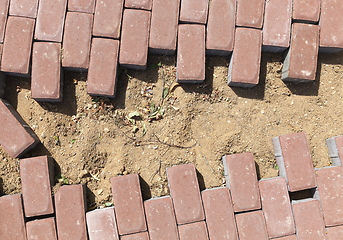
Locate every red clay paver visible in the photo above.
<box><xmin>0</xmin><ymin>0</ymin><xmax>9</xmax><ymax>43</ymax></box>
<box><xmin>9</xmin><ymin>0</ymin><xmax>38</xmax><ymax>18</ymax></box>
<box><xmin>293</xmin><ymin>0</ymin><xmax>320</xmax><ymax>23</ymax></box>
<box><xmin>144</xmin><ymin>196</ymin><xmax>179</xmax><ymax>240</ymax></box>
<box><xmin>0</xmin><ymin>194</ymin><xmax>26</xmax><ymax>240</ymax></box>
<box><xmin>26</xmin><ymin>218</ymin><xmax>58</xmax><ymax>240</ymax></box>
<box><xmin>281</xmin><ymin>23</ymin><xmax>320</xmax><ymax>83</ymax></box>
<box><xmin>119</xmin><ymin>9</ymin><xmax>150</xmax><ymax>70</ymax></box>
<box><xmin>326</xmin><ymin>225</ymin><xmax>343</xmax><ymax>240</ymax></box>
<box><xmin>86</xmin><ymin>207</ymin><xmax>119</xmax><ymax>240</ymax></box>
<box><xmin>68</xmin><ymin>0</ymin><xmax>95</xmax><ymax>13</ymax></box>
<box><xmin>273</xmin><ymin>235</ymin><xmax>298</xmax><ymax>240</ymax></box>
<box><xmin>125</xmin><ymin>0</ymin><xmax>152</xmax><ymax>10</ymax></box>
<box><xmin>166</xmin><ymin>163</ymin><xmax>205</xmax><ymax>225</ymax></box>
<box><xmin>223</xmin><ymin>153</ymin><xmax>261</xmax><ymax>212</ymax></box>
<box><xmin>149</xmin><ymin>0</ymin><xmax>179</xmax><ymax>55</ymax></box>
<box><xmin>121</xmin><ymin>232</ymin><xmax>150</xmax><ymax>240</ymax></box>
<box><xmin>202</xmin><ymin>187</ymin><xmax>238</xmax><ymax>240</ymax></box>
<box><xmin>235</xmin><ymin>210</ymin><xmax>268</xmax><ymax>240</ymax></box>
<box><xmin>62</xmin><ymin>12</ymin><xmax>92</xmax><ymax>71</ymax></box>
<box><xmin>55</xmin><ymin>184</ymin><xmax>88</xmax><ymax>240</ymax></box>
<box><xmin>111</xmin><ymin>174</ymin><xmax>147</xmax><ymax>235</ymax></box>
<box><xmin>259</xmin><ymin>177</ymin><xmax>295</xmax><ymax>238</ymax></box>
<box><xmin>87</xmin><ymin>38</ymin><xmax>119</xmax><ymax>98</ymax></box>
<box><xmin>177</xmin><ymin>24</ymin><xmax>205</xmax><ymax>83</ymax></box>
<box><xmin>178</xmin><ymin>221</ymin><xmax>209</xmax><ymax>240</ymax></box>
<box><xmin>35</xmin><ymin>0</ymin><xmax>67</xmax><ymax>42</ymax></box>
<box><xmin>179</xmin><ymin>0</ymin><xmax>209</xmax><ymax>24</ymax></box>
<box><xmin>262</xmin><ymin>0</ymin><xmax>292</xmax><ymax>52</ymax></box>
<box><xmin>206</xmin><ymin>0</ymin><xmax>235</xmax><ymax>56</ymax></box>
<box><xmin>236</xmin><ymin>0</ymin><xmax>265</xmax><ymax>29</ymax></box>
<box><xmin>1</xmin><ymin>16</ymin><xmax>34</xmax><ymax>76</ymax></box>
<box><xmin>31</xmin><ymin>42</ymin><xmax>62</xmax><ymax>102</ymax></box>
<box><xmin>227</xmin><ymin>27</ymin><xmax>262</xmax><ymax>88</ymax></box>
<box><xmin>92</xmin><ymin>0</ymin><xmax>124</xmax><ymax>39</ymax></box>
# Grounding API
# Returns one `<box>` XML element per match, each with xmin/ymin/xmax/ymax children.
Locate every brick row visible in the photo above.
<box><xmin>26</xmin><ymin>218</ymin><xmax>58</xmax><ymax>240</ymax></box>
<box><xmin>236</xmin><ymin>0</ymin><xmax>265</xmax><ymax>29</ymax></box>
<box><xmin>293</xmin><ymin>0</ymin><xmax>320</xmax><ymax>23</ymax></box>
<box><xmin>9</xmin><ymin>0</ymin><xmax>39</xmax><ymax>18</ymax></box>
<box><xmin>0</xmin><ymin>0</ymin><xmax>9</xmax><ymax>43</ymax></box>
<box><xmin>178</xmin><ymin>221</ymin><xmax>209</xmax><ymax>240</ymax></box>
<box><xmin>179</xmin><ymin>0</ymin><xmax>209</xmax><ymax>24</ymax></box>
<box><xmin>326</xmin><ymin>135</ymin><xmax>343</xmax><ymax>166</ymax></box>
<box><xmin>235</xmin><ymin>211</ymin><xmax>268</xmax><ymax>240</ymax></box>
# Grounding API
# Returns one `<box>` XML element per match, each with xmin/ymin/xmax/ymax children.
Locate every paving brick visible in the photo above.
<box><xmin>119</xmin><ymin>9</ymin><xmax>150</xmax><ymax>70</ymax></box>
<box><xmin>0</xmin><ymin>194</ymin><xmax>26</xmax><ymax>240</ymax></box>
<box><xmin>149</xmin><ymin>0</ymin><xmax>179</xmax><ymax>55</ymax></box>
<box><xmin>235</xmin><ymin>210</ymin><xmax>268</xmax><ymax>240</ymax></box>
<box><xmin>262</xmin><ymin>0</ymin><xmax>292</xmax><ymax>53</ymax></box>
<box><xmin>179</xmin><ymin>0</ymin><xmax>209</xmax><ymax>24</ymax></box>
<box><xmin>34</xmin><ymin>0</ymin><xmax>67</xmax><ymax>42</ymax></box>
<box><xmin>273</xmin><ymin>235</ymin><xmax>298</xmax><ymax>240</ymax></box>
<box><xmin>62</xmin><ymin>12</ymin><xmax>92</xmax><ymax>71</ymax></box>
<box><xmin>87</xmin><ymin>38</ymin><xmax>119</xmax><ymax>98</ymax></box>
<box><xmin>121</xmin><ymin>232</ymin><xmax>150</xmax><ymax>240</ymax></box>
<box><xmin>110</xmin><ymin>173</ymin><xmax>146</xmax><ymax>235</ymax></box>
<box><xmin>326</xmin><ymin>225</ymin><xmax>343</xmax><ymax>240</ymax></box>
<box><xmin>92</xmin><ymin>0</ymin><xmax>124</xmax><ymax>39</ymax></box>
<box><xmin>292</xmin><ymin>199</ymin><xmax>327</xmax><ymax>240</ymax></box>
<box><xmin>26</xmin><ymin>218</ymin><xmax>58</xmax><ymax>240</ymax></box>
<box><xmin>236</xmin><ymin>0</ymin><xmax>265</xmax><ymax>29</ymax></box>
<box><xmin>0</xmin><ymin>99</ymin><xmax>39</xmax><ymax>158</ymax></box>
<box><xmin>272</xmin><ymin>132</ymin><xmax>317</xmax><ymax>192</ymax></box>
<box><xmin>31</xmin><ymin>42</ymin><xmax>63</xmax><ymax>102</ymax></box>
<box><xmin>166</xmin><ymin>163</ymin><xmax>205</xmax><ymax>225</ymax></box>
<box><xmin>259</xmin><ymin>177</ymin><xmax>295</xmax><ymax>238</ymax></box>
<box><xmin>326</xmin><ymin>136</ymin><xmax>343</xmax><ymax>166</ymax></box>
<box><xmin>125</xmin><ymin>0</ymin><xmax>152</xmax><ymax>10</ymax></box>
<box><xmin>9</xmin><ymin>0</ymin><xmax>38</xmax><ymax>18</ymax></box>
<box><xmin>227</xmin><ymin>27</ymin><xmax>262</xmax><ymax>88</ymax></box>
<box><xmin>144</xmin><ymin>196</ymin><xmax>179</xmax><ymax>240</ymax></box>
<box><xmin>281</xmin><ymin>23</ymin><xmax>320</xmax><ymax>83</ymax></box>
<box><xmin>293</xmin><ymin>0</ymin><xmax>320</xmax><ymax>23</ymax></box>
<box><xmin>206</xmin><ymin>0</ymin><xmax>235</xmax><ymax>56</ymax></box>
<box><xmin>222</xmin><ymin>153</ymin><xmax>261</xmax><ymax>212</ymax></box>
<box><xmin>178</xmin><ymin>221</ymin><xmax>209</xmax><ymax>240</ymax></box>
<box><xmin>1</xmin><ymin>16</ymin><xmax>34</xmax><ymax>76</ymax></box>
<box><xmin>86</xmin><ymin>207</ymin><xmax>119</xmax><ymax>240</ymax></box>
<box><xmin>68</xmin><ymin>0</ymin><xmax>95</xmax><ymax>13</ymax></box>
<box><xmin>177</xmin><ymin>24</ymin><xmax>205</xmax><ymax>83</ymax></box>
<box><xmin>0</xmin><ymin>0</ymin><xmax>9</xmax><ymax>43</ymax></box>
<box><xmin>55</xmin><ymin>184</ymin><xmax>88</xmax><ymax>240</ymax></box>
<box><xmin>201</xmin><ymin>187</ymin><xmax>238</xmax><ymax>240</ymax></box>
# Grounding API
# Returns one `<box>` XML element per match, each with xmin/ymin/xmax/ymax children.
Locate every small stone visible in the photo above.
<box><xmin>104</xmin><ymin>128</ymin><xmax>109</xmax><ymax>133</ymax></box>
<box><xmin>40</xmin><ymin>131</ymin><xmax>47</xmax><ymax>139</ymax></box>
<box><xmin>78</xmin><ymin>170</ymin><xmax>89</xmax><ymax>178</ymax></box>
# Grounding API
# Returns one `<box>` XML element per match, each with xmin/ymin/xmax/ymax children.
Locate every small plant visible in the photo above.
<box><xmin>55</xmin><ymin>175</ymin><xmax>69</xmax><ymax>185</ymax></box>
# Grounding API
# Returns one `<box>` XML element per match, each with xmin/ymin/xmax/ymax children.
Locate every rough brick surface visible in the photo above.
<box><xmin>68</xmin><ymin>0</ymin><xmax>95</xmax><ymax>13</ymax></box>
<box><xmin>31</xmin><ymin>42</ymin><xmax>62</xmax><ymax>102</ymax></box>
<box><xmin>1</xmin><ymin>16</ymin><xmax>34</xmax><ymax>76</ymax></box>
<box><xmin>35</xmin><ymin>0</ymin><xmax>67</xmax><ymax>42</ymax></box>
<box><xmin>293</xmin><ymin>0</ymin><xmax>320</xmax><ymax>23</ymax></box>
<box><xmin>26</xmin><ymin>218</ymin><xmax>58</xmax><ymax>240</ymax></box>
<box><xmin>111</xmin><ymin>174</ymin><xmax>146</xmax><ymax>235</ymax></box>
<box><xmin>227</xmin><ymin>27</ymin><xmax>262</xmax><ymax>88</ymax></box>
<box><xmin>55</xmin><ymin>184</ymin><xmax>88</xmax><ymax>240</ymax></box>
<box><xmin>92</xmin><ymin>0</ymin><xmax>124</xmax><ymax>39</ymax></box>
<box><xmin>262</xmin><ymin>0</ymin><xmax>292</xmax><ymax>52</ymax></box>
<box><xmin>144</xmin><ymin>196</ymin><xmax>179</xmax><ymax>240</ymax></box>
<box><xmin>119</xmin><ymin>9</ymin><xmax>150</xmax><ymax>70</ymax></box>
<box><xmin>236</xmin><ymin>0</ymin><xmax>265</xmax><ymax>28</ymax></box>
<box><xmin>121</xmin><ymin>232</ymin><xmax>150</xmax><ymax>240</ymax></box>
<box><xmin>86</xmin><ymin>207</ymin><xmax>119</xmax><ymax>240</ymax></box>
<box><xmin>0</xmin><ymin>194</ymin><xmax>26</xmax><ymax>240</ymax></box>
<box><xmin>235</xmin><ymin>211</ymin><xmax>268</xmax><ymax>240</ymax></box>
<box><xmin>326</xmin><ymin>225</ymin><xmax>343</xmax><ymax>240</ymax></box>
<box><xmin>206</xmin><ymin>0</ymin><xmax>235</xmax><ymax>56</ymax></box>
<box><xmin>223</xmin><ymin>153</ymin><xmax>261</xmax><ymax>212</ymax></box>
<box><xmin>178</xmin><ymin>221</ymin><xmax>209</xmax><ymax>240</ymax></box>
<box><xmin>202</xmin><ymin>187</ymin><xmax>238</xmax><ymax>240</ymax></box>
<box><xmin>62</xmin><ymin>12</ymin><xmax>92</xmax><ymax>71</ymax></box>
<box><xmin>166</xmin><ymin>163</ymin><xmax>205</xmax><ymax>225</ymax></box>
<box><xmin>179</xmin><ymin>0</ymin><xmax>209</xmax><ymax>24</ymax></box>
<box><xmin>259</xmin><ymin>177</ymin><xmax>295</xmax><ymax>238</ymax></box>
<box><xmin>281</xmin><ymin>23</ymin><xmax>320</xmax><ymax>83</ymax></box>
<box><xmin>125</xmin><ymin>0</ymin><xmax>152</xmax><ymax>10</ymax></box>
<box><xmin>177</xmin><ymin>24</ymin><xmax>205</xmax><ymax>83</ymax></box>
<box><xmin>0</xmin><ymin>0</ymin><xmax>9</xmax><ymax>43</ymax></box>
<box><xmin>149</xmin><ymin>0</ymin><xmax>179</xmax><ymax>55</ymax></box>
<box><xmin>9</xmin><ymin>0</ymin><xmax>38</xmax><ymax>18</ymax></box>
<box><xmin>87</xmin><ymin>38</ymin><xmax>119</xmax><ymax>97</ymax></box>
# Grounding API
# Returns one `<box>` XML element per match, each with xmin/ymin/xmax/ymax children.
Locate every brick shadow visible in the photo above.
<box><xmin>139</xmin><ymin>175</ymin><xmax>152</xmax><ymax>201</ymax></box>
<box><xmin>196</xmin><ymin>169</ymin><xmax>206</xmax><ymax>191</ymax></box>
<box><xmin>3</xmin><ymin>76</ymin><xmax>31</xmax><ymax>110</ymax></box>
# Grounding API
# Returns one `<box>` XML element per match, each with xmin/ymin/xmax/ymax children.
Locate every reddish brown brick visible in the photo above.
<box><xmin>179</xmin><ymin>0</ymin><xmax>209</xmax><ymax>24</ymax></box>
<box><xmin>26</xmin><ymin>218</ymin><xmax>58</xmax><ymax>240</ymax></box>
<box><xmin>0</xmin><ymin>194</ymin><xmax>26</xmax><ymax>240</ymax></box>
<box><xmin>68</xmin><ymin>0</ymin><xmax>95</xmax><ymax>13</ymax></box>
<box><xmin>177</xmin><ymin>24</ymin><xmax>205</xmax><ymax>83</ymax></box>
<box><xmin>273</xmin><ymin>235</ymin><xmax>298</xmax><ymax>240</ymax></box>
<box><xmin>166</xmin><ymin>163</ymin><xmax>205</xmax><ymax>225</ymax></box>
<box><xmin>144</xmin><ymin>196</ymin><xmax>179</xmax><ymax>240</ymax></box>
<box><xmin>62</xmin><ymin>12</ymin><xmax>92</xmax><ymax>71</ymax></box>
<box><xmin>236</xmin><ymin>0</ymin><xmax>265</xmax><ymax>29</ymax></box>
<box><xmin>119</xmin><ymin>9</ymin><xmax>150</xmax><ymax>70</ymax></box>
<box><xmin>227</xmin><ymin>27</ymin><xmax>262</xmax><ymax>88</ymax></box>
<box><xmin>235</xmin><ymin>211</ymin><xmax>268</xmax><ymax>240</ymax></box>
<box><xmin>222</xmin><ymin>153</ymin><xmax>261</xmax><ymax>212</ymax></box>
<box><xmin>55</xmin><ymin>184</ymin><xmax>88</xmax><ymax>240</ymax></box>
<box><xmin>34</xmin><ymin>0</ymin><xmax>67</xmax><ymax>42</ymax></box>
<box><xmin>259</xmin><ymin>177</ymin><xmax>295</xmax><ymax>238</ymax></box>
<box><xmin>281</xmin><ymin>23</ymin><xmax>320</xmax><ymax>83</ymax></box>
<box><xmin>121</xmin><ymin>232</ymin><xmax>149</xmax><ymax>240</ymax></box>
<box><xmin>9</xmin><ymin>0</ymin><xmax>38</xmax><ymax>18</ymax></box>
<box><xmin>1</xmin><ymin>16</ymin><xmax>34</xmax><ymax>76</ymax></box>
<box><xmin>110</xmin><ymin>174</ymin><xmax>146</xmax><ymax>235</ymax></box>
<box><xmin>149</xmin><ymin>0</ymin><xmax>179</xmax><ymax>55</ymax></box>
<box><xmin>326</xmin><ymin>225</ymin><xmax>343</xmax><ymax>240</ymax></box>
<box><xmin>0</xmin><ymin>0</ymin><xmax>9</xmax><ymax>43</ymax></box>
<box><xmin>178</xmin><ymin>221</ymin><xmax>209</xmax><ymax>240</ymax></box>
<box><xmin>293</xmin><ymin>0</ymin><xmax>320</xmax><ymax>23</ymax></box>
<box><xmin>0</xmin><ymin>99</ymin><xmax>39</xmax><ymax>158</ymax></box>
<box><xmin>86</xmin><ymin>207</ymin><xmax>119</xmax><ymax>240</ymax></box>
<box><xmin>92</xmin><ymin>0</ymin><xmax>124</xmax><ymax>39</ymax></box>
<box><xmin>87</xmin><ymin>38</ymin><xmax>119</xmax><ymax>98</ymax></box>
<box><xmin>125</xmin><ymin>0</ymin><xmax>152</xmax><ymax>10</ymax></box>
<box><xmin>31</xmin><ymin>42</ymin><xmax>62</xmax><ymax>102</ymax></box>
<box><xmin>202</xmin><ymin>187</ymin><xmax>238</xmax><ymax>240</ymax></box>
